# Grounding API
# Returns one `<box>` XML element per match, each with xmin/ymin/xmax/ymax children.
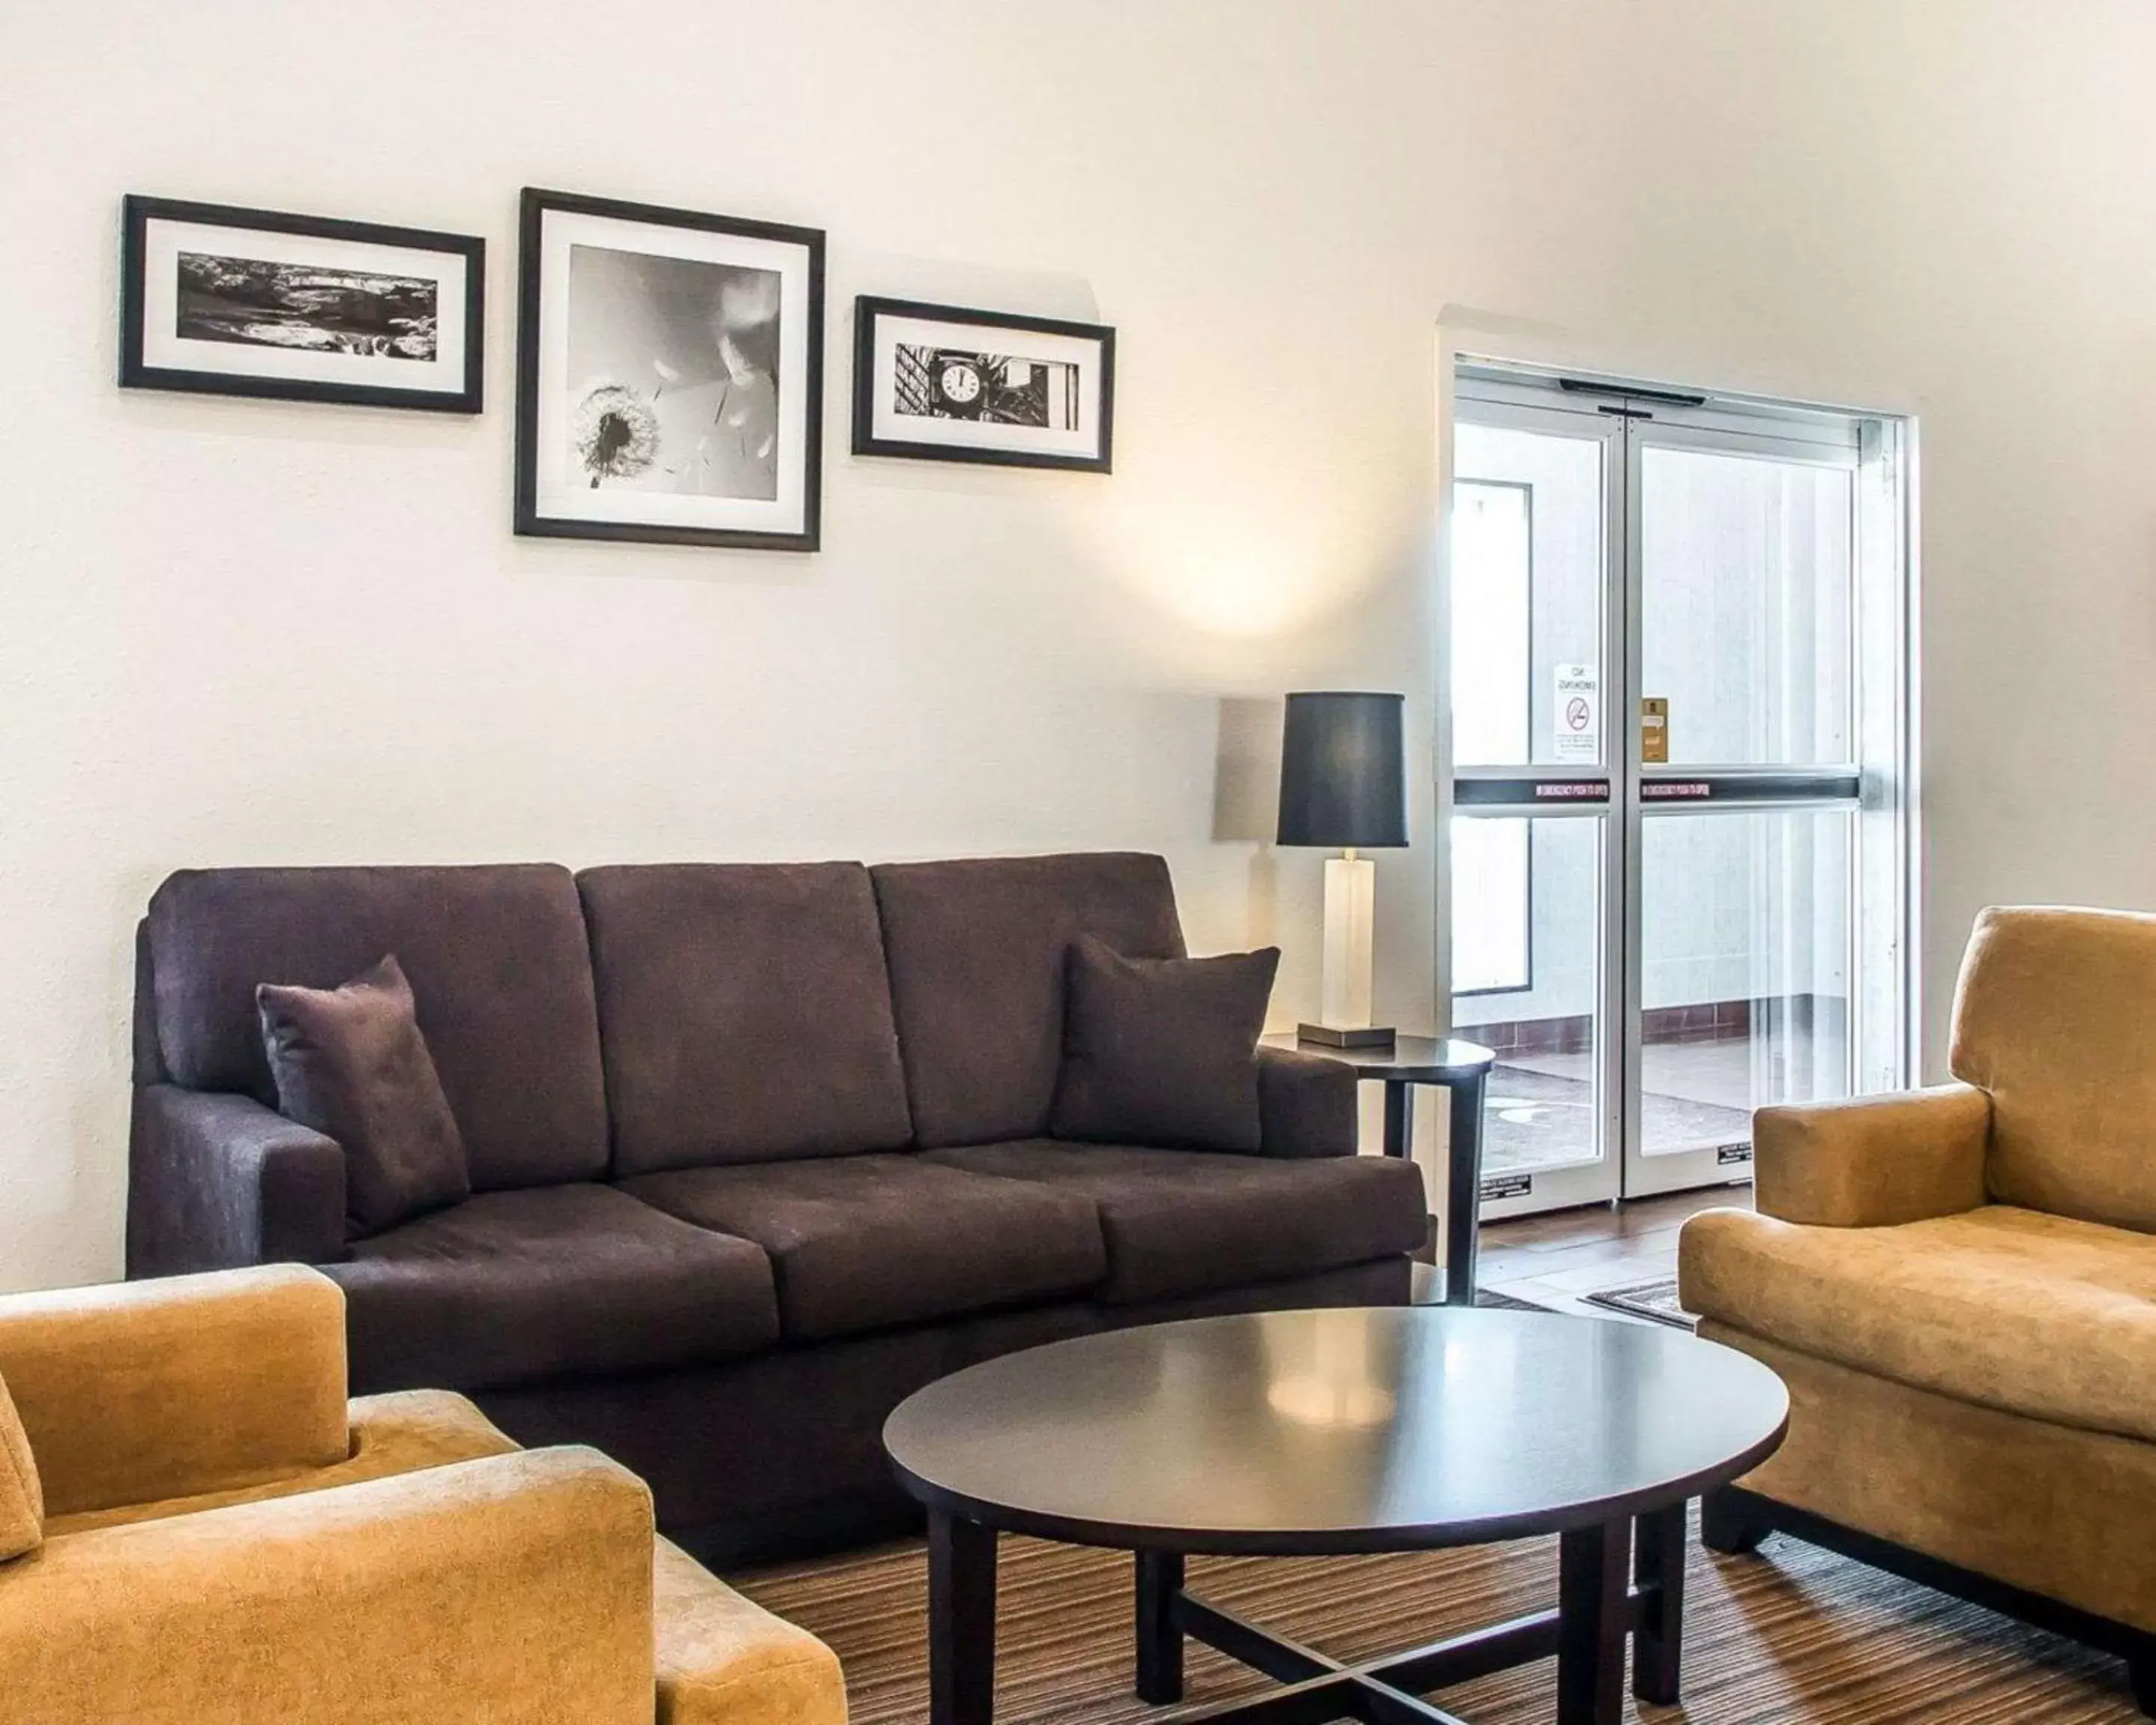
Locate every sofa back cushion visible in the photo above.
<box><xmin>1951</xmin><ymin>904</ymin><xmax>2156</xmax><ymax>1232</ymax></box>
<box><xmin>145</xmin><ymin>865</ymin><xmax>608</xmax><ymax>1190</ymax></box>
<box><xmin>872</xmin><ymin>853</ymin><xmax>1187</xmax><ymax>1148</ymax></box>
<box><xmin>578</xmin><ymin>863</ymin><xmax>913</xmax><ymax>1173</ymax></box>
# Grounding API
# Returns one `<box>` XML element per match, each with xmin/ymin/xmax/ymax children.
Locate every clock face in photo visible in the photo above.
<box><xmin>932</xmin><ymin>354</ymin><xmax>987</xmax><ymax>417</ymax></box>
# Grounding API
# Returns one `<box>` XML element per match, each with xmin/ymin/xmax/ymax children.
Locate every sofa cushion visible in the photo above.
<box><xmin>325</xmin><ymin>1184</ymin><xmax>779</xmax><ymax>1393</ymax></box>
<box><xmin>1681</xmin><ymin>1203</ymin><xmax>2156</xmax><ymax>1445</ymax></box>
<box><xmin>923</xmin><ymin>1140</ymin><xmax>1428</xmax><ymax>1304</ymax></box>
<box><xmin>258</xmin><ymin>955</ymin><xmax>472</xmax><ymax>1236</ymax></box>
<box><xmin>1050</xmin><ymin>937</ymin><xmax>1279</xmax><ymax>1153</ymax></box>
<box><xmin>577</xmin><ymin>863</ymin><xmax>912</xmax><ymax>1175</ymax></box>
<box><xmin>872</xmin><ymin>853</ymin><xmax>1187</xmax><ymax>1149</ymax></box>
<box><xmin>146</xmin><ymin>865</ymin><xmax>609</xmax><ymax>1190</ymax></box>
<box><xmin>0</xmin><ymin>1368</ymin><xmax>40</xmax><ymax>1562</ymax></box>
<box><xmin>1951</xmin><ymin>904</ymin><xmax>2156</xmax><ymax>1232</ymax></box>
<box><xmin>621</xmin><ymin>1156</ymin><xmax>1107</xmax><ymax>1342</ymax></box>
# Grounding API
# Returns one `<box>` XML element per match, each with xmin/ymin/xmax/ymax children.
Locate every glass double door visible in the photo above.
<box><xmin>1448</xmin><ymin>369</ymin><xmax>1909</xmax><ymax>1217</ymax></box>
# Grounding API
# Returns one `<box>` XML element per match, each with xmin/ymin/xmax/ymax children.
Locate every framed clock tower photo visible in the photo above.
<box><xmin>851</xmin><ymin>296</ymin><xmax>1115</xmax><ymax>472</ymax></box>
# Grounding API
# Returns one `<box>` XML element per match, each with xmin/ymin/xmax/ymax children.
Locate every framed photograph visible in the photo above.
<box><xmin>119</xmin><ymin>195</ymin><xmax>484</xmax><ymax>413</ymax></box>
<box><xmin>514</xmin><ymin>188</ymin><xmax>824</xmax><ymax>552</ymax></box>
<box><xmin>853</xmin><ymin>297</ymin><xmax>1115</xmax><ymax>472</ymax></box>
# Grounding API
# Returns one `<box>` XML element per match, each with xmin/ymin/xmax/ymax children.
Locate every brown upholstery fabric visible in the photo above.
<box><xmin>4</xmin><ymin>1447</ymin><xmax>657</xmax><ymax>1725</ymax></box>
<box><xmin>623</xmin><ymin>1155</ymin><xmax>1106</xmax><ymax>1340</ymax></box>
<box><xmin>144</xmin><ymin>865</ymin><xmax>609</xmax><ymax>1191</ymax></box>
<box><xmin>872</xmin><ymin>853</ymin><xmax>1187</xmax><ymax>1147</ymax></box>
<box><xmin>1255</xmin><ymin>1045</ymin><xmax>1360</xmax><ymax>1158</ymax></box>
<box><xmin>924</xmin><ymin>1140</ymin><xmax>1426</xmax><ymax>1303</ymax></box>
<box><xmin>1951</xmin><ymin>904</ymin><xmax>2156</xmax><ymax>1232</ymax></box>
<box><xmin>1752</xmin><ymin>1082</ymin><xmax>1990</xmax><ymax>1228</ymax></box>
<box><xmin>0</xmin><ymin>1266</ymin><xmax>349</xmax><ymax>1519</ymax></box>
<box><xmin>258</xmin><ymin>955</ymin><xmax>472</xmax><ymax>1236</ymax></box>
<box><xmin>1681</xmin><ymin>1202</ymin><xmax>2156</xmax><ymax>1444</ymax></box>
<box><xmin>1706</xmin><ymin>1321</ymin><xmax>2156</xmax><ymax>1637</ymax></box>
<box><xmin>326</xmin><ymin>1185</ymin><xmax>779</xmax><ymax>1393</ymax></box>
<box><xmin>1050</xmin><ymin>937</ymin><xmax>1279</xmax><ymax>1153</ymax></box>
<box><xmin>0</xmin><ymin>1368</ymin><xmax>40</xmax><ymax>1562</ymax></box>
<box><xmin>128</xmin><ymin>1086</ymin><xmax>347</xmax><ymax>1275</ymax></box>
<box><xmin>578</xmin><ymin>863</ymin><xmax>912</xmax><ymax>1174</ymax></box>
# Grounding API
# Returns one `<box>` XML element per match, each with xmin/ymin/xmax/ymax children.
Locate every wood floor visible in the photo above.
<box><xmin>1473</xmin><ymin>1184</ymin><xmax>1750</xmax><ymax>1316</ymax></box>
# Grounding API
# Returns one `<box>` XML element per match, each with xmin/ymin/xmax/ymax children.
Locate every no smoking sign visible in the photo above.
<box><xmin>1553</xmin><ymin>664</ymin><xmax>1599</xmax><ymax>762</ymax></box>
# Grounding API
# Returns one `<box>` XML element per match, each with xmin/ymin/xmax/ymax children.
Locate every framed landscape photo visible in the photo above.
<box><xmin>515</xmin><ymin>188</ymin><xmax>825</xmax><ymax>552</ymax></box>
<box><xmin>852</xmin><ymin>297</ymin><xmax>1114</xmax><ymax>472</ymax></box>
<box><xmin>119</xmin><ymin>196</ymin><xmax>484</xmax><ymax>413</ymax></box>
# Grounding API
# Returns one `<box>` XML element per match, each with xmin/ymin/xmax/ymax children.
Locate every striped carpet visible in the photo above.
<box><xmin>734</xmin><ymin>1512</ymin><xmax>2141</xmax><ymax>1724</ymax></box>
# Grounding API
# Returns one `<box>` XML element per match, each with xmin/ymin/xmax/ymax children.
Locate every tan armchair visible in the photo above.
<box><xmin>1680</xmin><ymin>905</ymin><xmax>2156</xmax><ymax>1712</ymax></box>
<box><xmin>0</xmin><ymin>1265</ymin><xmax>847</xmax><ymax>1725</ymax></box>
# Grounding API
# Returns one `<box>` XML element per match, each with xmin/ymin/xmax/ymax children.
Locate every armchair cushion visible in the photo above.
<box><xmin>0</xmin><ymin>1369</ymin><xmax>40</xmax><ymax>1561</ymax></box>
<box><xmin>0</xmin><ymin>1265</ymin><xmax>347</xmax><ymax>1518</ymax></box>
<box><xmin>1681</xmin><ymin>1202</ymin><xmax>2156</xmax><ymax>1444</ymax></box>
<box><xmin>325</xmin><ymin>1185</ymin><xmax>779</xmax><ymax>1393</ymax></box>
<box><xmin>622</xmin><ymin>1154</ymin><xmax>1106</xmax><ymax>1341</ymax></box>
<box><xmin>1951</xmin><ymin>904</ymin><xmax>2156</xmax><ymax>1232</ymax></box>
<box><xmin>654</xmin><ymin>1536</ymin><xmax>847</xmax><ymax>1725</ymax></box>
<box><xmin>258</xmin><ymin>954</ymin><xmax>472</xmax><ymax>1236</ymax></box>
<box><xmin>924</xmin><ymin>1139</ymin><xmax>1426</xmax><ymax>1303</ymax></box>
<box><xmin>1</xmin><ymin>1447</ymin><xmax>656</xmax><ymax>1725</ymax></box>
<box><xmin>1049</xmin><ymin>937</ymin><xmax>1280</xmax><ymax>1153</ymax></box>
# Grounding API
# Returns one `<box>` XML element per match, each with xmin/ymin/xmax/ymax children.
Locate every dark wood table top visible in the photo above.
<box><xmin>884</xmin><ymin>1307</ymin><xmax>1787</xmax><ymax>1556</ymax></box>
<box><xmin>1261</xmin><ymin>1032</ymin><xmax>1497</xmax><ymax>1081</ymax></box>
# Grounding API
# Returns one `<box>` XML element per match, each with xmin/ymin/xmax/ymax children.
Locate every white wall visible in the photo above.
<box><xmin>5</xmin><ymin>0</ymin><xmax>2155</xmax><ymax>1290</ymax></box>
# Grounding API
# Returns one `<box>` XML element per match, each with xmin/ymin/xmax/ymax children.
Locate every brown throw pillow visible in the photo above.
<box><xmin>1050</xmin><ymin>936</ymin><xmax>1281</xmax><ymax>1153</ymax></box>
<box><xmin>0</xmin><ymin>1366</ymin><xmax>42</xmax><ymax>1563</ymax></box>
<box><xmin>258</xmin><ymin>955</ymin><xmax>471</xmax><ymax>1238</ymax></box>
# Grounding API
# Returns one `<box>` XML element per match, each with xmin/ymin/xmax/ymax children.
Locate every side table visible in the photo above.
<box><xmin>1262</xmin><ymin>1032</ymin><xmax>1498</xmax><ymax>1306</ymax></box>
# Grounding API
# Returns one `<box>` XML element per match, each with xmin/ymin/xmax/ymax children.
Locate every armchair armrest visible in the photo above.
<box><xmin>1</xmin><ymin>1447</ymin><xmax>655</xmax><ymax>1725</ymax></box>
<box><xmin>1256</xmin><ymin>1044</ymin><xmax>1359</xmax><ymax>1157</ymax></box>
<box><xmin>1753</xmin><ymin>1082</ymin><xmax>1991</xmax><ymax>1228</ymax></box>
<box><xmin>0</xmin><ymin>1265</ymin><xmax>349</xmax><ymax>1518</ymax></box>
<box><xmin>128</xmin><ymin>1084</ymin><xmax>346</xmax><ymax>1275</ymax></box>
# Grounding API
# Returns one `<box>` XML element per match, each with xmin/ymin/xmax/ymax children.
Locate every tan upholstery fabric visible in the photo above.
<box><xmin>0</xmin><ymin>1368</ymin><xmax>42</xmax><ymax>1561</ymax></box>
<box><xmin>45</xmin><ymin>1389</ymin><xmax>518</xmax><ymax>1538</ymax></box>
<box><xmin>1</xmin><ymin>1447</ymin><xmax>657</xmax><ymax>1725</ymax></box>
<box><xmin>0</xmin><ymin>1265</ymin><xmax>347</xmax><ymax>1516</ymax></box>
<box><xmin>1951</xmin><ymin>904</ymin><xmax>2156</xmax><ymax>1232</ymax></box>
<box><xmin>1707</xmin><ymin>1322</ymin><xmax>2156</xmax><ymax>1634</ymax></box>
<box><xmin>1752</xmin><ymin>1083</ymin><xmax>1988</xmax><ymax>1228</ymax></box>
<box><xmin>1681</xmin><ymin>1202</ymin><xmax>2156</xmax><ymax>1443</ymax></box>
<box><xmin>656</xmin><ymin>1536</ymin><xmax>848</xmax><ymax>1725</ymax></box>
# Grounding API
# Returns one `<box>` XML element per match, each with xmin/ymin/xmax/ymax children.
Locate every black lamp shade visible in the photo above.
<box><xmin>1276</xmin><ymin>692</ymin><xmax>1408</xmax><ymax>848</ymax></box>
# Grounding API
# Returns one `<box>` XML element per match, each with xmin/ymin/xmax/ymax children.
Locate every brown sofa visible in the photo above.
<box><xmin>0</xmin><ymin>1263</ymin><xmax>844</xmax><ymax>1725</ymax></box>
<box><xmin>127</xmin><ymin>851</ymin><xmax>1426</xmax><ymax>1558</ymax></box>
<box><xmin>1679</xmin><ymin>905</ymin><xmax>2156</xmax><ymax>1712</ymax></box>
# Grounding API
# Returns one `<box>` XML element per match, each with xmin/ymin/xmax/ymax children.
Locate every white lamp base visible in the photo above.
<box><xmin>1297</xmin><ymin>852</ymin><xmax>1395</xmax><ymax>1049</ymax></box>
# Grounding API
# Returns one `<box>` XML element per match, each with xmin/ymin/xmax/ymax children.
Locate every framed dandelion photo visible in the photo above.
<box><xmin>514</xmin><ymin>188</ymin><xmax>824</xmax><ymax>551</ymax></box>
<box><xmin>119</xmin><ymin>195</ymin><xmax>484</xmax><ymax>412</ymax></box>
<box><xmin>851</xmin><ymin>297</ymin><xmax>1114</xmax><ymax>472</ymax></box>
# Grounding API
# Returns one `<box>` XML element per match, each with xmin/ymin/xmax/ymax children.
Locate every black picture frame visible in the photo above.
<box><xmin>853</xmin><ymin>296</ymin><xmax>1115</xmax><ymax>473</ymax></box>
<box><xmin>514</xmin><ymin>187</ymin><xmax>825</xmax><ymax>553</ymax></box>
<box><xmin>119</xmin><ymin>195</ymin><xmax>485</xmax><ymax>413</ymax></box>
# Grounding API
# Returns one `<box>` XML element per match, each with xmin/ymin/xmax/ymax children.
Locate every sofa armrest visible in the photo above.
<box><xmin>129</xmin><ymin>1084</ymin><xmax>346</xmax><ymax>1275</ymax></box>
<box><xmin>1752</xmin><ymin>1083</ymin><xmax>1991</xmax><ymax>1228</ymax></box>
<box><xmin>0</xmin><ymin>1447</ymin><xmax>655</xmax><ymax>1725</ymax></box>
<box><xmin>0</xmin><ymin>1265</ymin><xmax>350</xmax><ymax>1518</ymax></box>
<box><xmin>1256</xmin><ymin>1045</ymin><xmax>1360</xmax><ymax>1158</ymax></box>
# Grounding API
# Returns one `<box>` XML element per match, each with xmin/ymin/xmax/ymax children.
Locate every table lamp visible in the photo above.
<box><xmin>1276</xmin><ymin>691</ymin><xmax>1407</xmax><ymax>1049</ymax></box>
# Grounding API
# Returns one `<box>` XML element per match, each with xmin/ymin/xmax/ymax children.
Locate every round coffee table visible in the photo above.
<box><xmin>885</xmin><ymin>1306</ymin><xmax>1787</xmax><ymax>1725</ymax></box>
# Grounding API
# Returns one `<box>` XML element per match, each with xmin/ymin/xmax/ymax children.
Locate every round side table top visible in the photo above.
<box><xmin>885</xmin><ymin>1306</ymin><xmax>1787</xmax><ymax>1556</ymax></box>
<box><xmin>1259</xmin><ymin>1034</ymin><xmax>1496</xmax><ymax>1081</ymax></box>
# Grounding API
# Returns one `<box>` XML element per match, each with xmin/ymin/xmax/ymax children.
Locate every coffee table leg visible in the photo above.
<box><xmin>1632</xmin><ymin>1500</ymin><xmax>1687</xmax><ymax>1705</ymax></box>
<box><xmin>1556</xmin><ymin>1518</ymin><xmax>1629</xmax><ymax>1725</ymax></box>
<box><xmin>928</xmin><ymin>1510</ymin><xmax>998</xmax><ymax>1725</ymax></box>
<box><xmin>1134</xmin><ymin>1548</ymin><xmax>1185</xmax><ymax>1703</ymax></box>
